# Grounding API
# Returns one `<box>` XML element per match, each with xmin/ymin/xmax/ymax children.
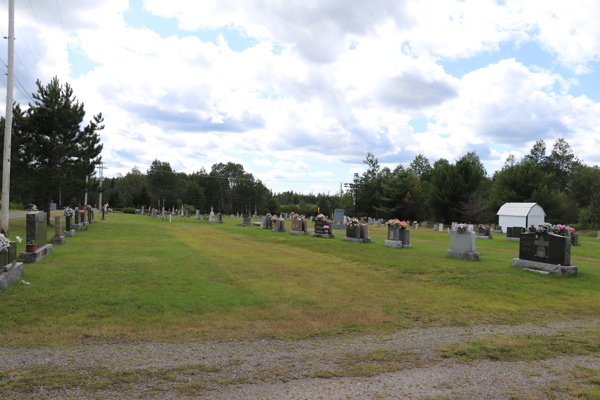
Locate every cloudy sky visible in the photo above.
<box><xmin>1</xmin><ymin>0</ymin><xmax>600</xmax><ymax>194</ymax></box>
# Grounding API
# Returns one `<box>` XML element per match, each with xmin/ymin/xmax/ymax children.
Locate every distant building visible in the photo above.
<box><xmin>496</xmin><ymin>202</ymin><xmax>546</xmax><ymax>233</ymax></box>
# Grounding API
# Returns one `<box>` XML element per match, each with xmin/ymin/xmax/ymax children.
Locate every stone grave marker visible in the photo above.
<box><xmin>447</xmin><ymin>230</ymin><xmax>479</xmax><ymax>261</ymax></box>
<box><xmin>0</xmin><ymin>236</ymin><xmax>22</xmax><ymax>292</ymax></box>
<box><xmin>513</xmin><ymin>232</ymin><xmax>577</xmax><ymax>276</ymax></box>
<box><xmin>313</xmin><ymin>219</ymin><xmax>334</xmax><ymax>238</ymax></box>
<box><xmin>571</xmin><ymin>233</ymin><xmax>580</xmax><ymax>246</ymax></box>
<box><xmin>52</xmin><ymin>215</ymin><xmax>65</xmax><ymax>245</ymax></box>
<box><xmin>20</xmin><ymin>212</ymin><xmax>53</xmax><ymax>263</ymax></box>
<box><xmin>439</xmin><ymin>223</ymin><xmax>444</xmax><ymax>232</ymax></box>
<box><xmin>291</xmin><ymin>219</ymin><xmax>308</xmax><ymax>235</ymax></box>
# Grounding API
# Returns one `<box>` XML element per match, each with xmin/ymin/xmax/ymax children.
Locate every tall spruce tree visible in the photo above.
<box><xmin>22</xmin><ymin>78</ymin><xmax>103</xmax><ymax>224</ymax></box>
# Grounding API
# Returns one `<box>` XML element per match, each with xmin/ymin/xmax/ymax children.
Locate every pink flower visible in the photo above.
<box><xmin>324</xmin><ymin>225</ymin><xmax>329</xmax><ymax>229</ymax></box>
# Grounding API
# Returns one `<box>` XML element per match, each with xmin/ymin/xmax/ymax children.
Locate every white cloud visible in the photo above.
<box><xmin>275</xmin><ymin>160</ymin><xmax>309</xmax><ymax>170</ymax></box>
<box><xmin>252</xmin><ymin>158</ymin><xmax>272</xmax><ymax>167</ymax></box>
<box><xmin>308</xmin><ymin>171</ymin><xmax>334</xmax><ymax>177</ymax></box>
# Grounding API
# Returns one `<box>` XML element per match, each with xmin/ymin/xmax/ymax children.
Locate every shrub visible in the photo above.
<box><xmin>122</xmin><ymin>207</ymin><xmax>135</xmax><ymax>214</ymax></box>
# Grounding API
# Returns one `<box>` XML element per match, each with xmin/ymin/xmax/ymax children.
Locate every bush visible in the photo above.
<box><xmin>183</xmin><ymin>204</ymin><xmax>196</xmax><ymax>215</ymax></box>
<box><xmin>122</xmin><ymin>207</ymin><xmax>135</xmax><ymax>214</ymax></box>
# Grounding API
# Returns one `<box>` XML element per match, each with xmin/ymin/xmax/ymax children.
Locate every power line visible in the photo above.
<box><xmin>0</xmin><ymin>57</ymin><xmax>35</xmax><ymax>103</ymax></box>
<box><xmin>0</xmin><ymin>26</ymin><xmax>38</xmax><ymax>94</ymax></box>
<box><xmin>54</xmin><ymin>0</ymin><xmax>79</xmax><ymax>78</ymax></box>
<box><xmin>1</xmin><ymin>0</ymin><xmax>44</xmax><ymax>82</ymax></box>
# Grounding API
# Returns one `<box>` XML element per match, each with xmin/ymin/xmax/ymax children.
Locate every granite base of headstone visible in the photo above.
<box><xmin>447</xmin><ymin>231</ymin><xmax>480</xmax><ymax>261</ymax></box>
<box><xmin>51</xmin><ymin>236</ymin><xmax>65</xmax><ymax>245</ymax></box>
<box><xmin>512</xmin><ymin>232</ymin><xmax>577</xmax><ymax>276</ymax></box>
<box><xmin>0</xmin><ymin>245</ymin><xmax>24</xmax><ymax>291</ymax></box>
<box><xmin>64</xmin><ymin>229</ymin><xmax>76</xmax><ymax>237</ymax></box>
<box><xmin>20</xmin><ymin>244</ymin><xmax>53</xmax><ymax>264</ymax></box>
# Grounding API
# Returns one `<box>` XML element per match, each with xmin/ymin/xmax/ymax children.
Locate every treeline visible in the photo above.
<box><xmin>101</xmin><ymin>160</ymin><xmax>273</xmax><ymax>215</ymax></box>
<box><xmin>352</xmin><ymin>139</ymin><xmax>600</xmax><ymax>228</ymax></box>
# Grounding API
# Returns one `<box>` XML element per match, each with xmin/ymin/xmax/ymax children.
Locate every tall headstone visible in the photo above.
<box><xmin>20</xmin><ymin>212</ymin><xmax>53</xmax><ymax>263</ymax></box>
<box><xmin>52</xmin><ymin>215</ymin><xmax>65</xmax><ymax>245</ymax></box>
<box><xmin>439</xmin><ymin>224</ymin><xmax>444</xmax><ymax>232</ymax></box>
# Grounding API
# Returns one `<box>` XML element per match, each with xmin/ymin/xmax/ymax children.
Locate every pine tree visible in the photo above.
<box><xmin>20</xmin><ymin>77</ymin><xmax>104</xmax><ymax>224</ymax></box>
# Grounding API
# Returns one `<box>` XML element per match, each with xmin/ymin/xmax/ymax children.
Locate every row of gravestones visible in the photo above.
<box><xmin>1</xmin><ymin>209</ymin><xmax>100</xmax><ymax>291</ymax></box>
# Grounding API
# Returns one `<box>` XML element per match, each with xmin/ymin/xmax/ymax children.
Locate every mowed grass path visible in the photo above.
<box><xmin>0</xmin><ymin>214</ymin><xmax>599</xmax><ymax>347</ymax></box>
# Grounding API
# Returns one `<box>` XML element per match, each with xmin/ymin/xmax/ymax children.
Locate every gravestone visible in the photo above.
<box><xmin>432</xmin><ymin>223</ymin><xmax>438</xmax><ymax>231</ymax></box>
<box><xmin>505</xmin><ymin>226</ymin><xmax>523</xmax><ymax>241</ymax></box>
<box><xmin>291</xmin><ymin>219</ymin><xmax>308</xmax><ymax>235</ymax></box>
<box><xmin>571</xmin><ymin>233</ymin><xmax>580</xmax><ymax>247</ymax></box>
<box><xmin>313</xmin><ymin>219</ymin><xmax>334</xmax><ymax>238</ymax></box>
<box><xmin>20</xmin><ymin>212</ymin><xmax>53</xmax><ymax>263</ymax></box>
<box><xmin>52</xmin><ymin>215</ymin><xmax>65</xmax><ymax>245</ymax></box>
<box><xmin>0</xmin><ymin>239</ymin><xmax>22</xmax><ymax>292</ymax></box>
<box><xmin>385</xmin><ymin>226</ymin><xmax>403</xmax><ymax>248</ymax></box>
<box><xmin>399</xmin><ymin>228</ymin><xmax>411</xmax><ymax>248</ymax></box>
<box><xmin>368</xmin><ymin>217</ymin><xmax>373</xmax><ymax>225</ymax></box>
<box><xmin>196</xmin><ymin>210</ymin><xmax>200</xmax><ymax>219</ymax></box>
<box><xmin>331</xmin><ymin>208</ymin><xmax>347</xmax><ymax>229</ymax></box>
<box><xmin>64</xmin><ymin>215</ymin><xmax>76</xmax><ymax>237</ymax></box>
<box><xmin>596</xmin><ymin>231</ymin><xmax>600</xmax><ymax>240</ymax></box>
<box><xmin>217</xmin><ymin>213</ymin><xmax>224</xmax><ymax>223</ymax></box>
<box><xmin>343</xmin><ymin>224</ymin><xmax>371</xmax><ymax>243</ymax></box>
<box><xmin>272</xmin><ymin>219</ymin><xmax>286</xmax><ymax>232</ymax></box>
<box><xmin>447</xmin><ymin>230</ymin><xmax>479</xmax><ymax>261</ymax></box>
<box><xmin>513</xmin><ymin>232</ymin><xmax>577</xmax><ymax>276</ymax></box>
<box><xmin>439</xmin><ymin>224</ymin><xmax>444</xmax><ymax>232</ymax></box>
<box><xmin>209</xmin><ymin>207</ymin><xmax>216</xmax><ymax>222</ymax></box>
<box><xmin>237</xmin><ymin>217</ymin><xmax>253</xmax><ymax>227</ymax></box>
<box><xmin>476</xmin><ymin>226</ymin><xmax>493</xmax><ymax>240</ymax></box>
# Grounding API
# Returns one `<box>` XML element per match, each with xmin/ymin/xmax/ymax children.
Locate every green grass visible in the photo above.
<box><xmin>0</xmin><ymin>213</ymin><xmax>599</xmax><ymax>346</ymax></box>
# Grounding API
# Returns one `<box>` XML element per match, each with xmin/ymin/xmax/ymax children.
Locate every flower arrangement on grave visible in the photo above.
<box><xmin>550</xmin><ymin>224</ymin><xmax>576</xmax><ymax>237</ymax></box>
<box><xmin>477</xmin><ymin>224</ymin><xmax>485</xmax><ymax>229</ymax></box>
<box><xmin>323</xmin><ymin>224</ymin><xmax>330</xmax><ymax>233</ymax></box>
<box><xmin>413</xmin><ymin>221</ymin><xmax>418</xmax><ymax>225</ymax></box>
<box><xmin>293</xmin><ymin>214</ymin><xmax>305</xmax><ymax>220</ymax></box>
<box><xmin>266</xmin><ymin>213</ymin><xmax>272</xmax><ymax>217</ymax></box>
<box><xmin>271</xmin><ymin>214</ymin><xmax>278</xmax><ymax>221</ymax></box>
<box><xmin>64</xmin><ymin>207</ymin><xmax>75</xmax><ymax>217</ymax></box>
<box><xmin>347</xmin><ymin>218</ymin><xmax>359</xmax><ymax>226</ymax></box>
<box><xmin>456</xmin><ymin>223</ymin><xmax>468</xmax><ymax>234</ymax></box>
<box><xmin>0</xmin><ymin>234</ymin><xmax>11</xmax><ymax>252</ymax></box>
<box><xmin>79</xmin><ymin>209</ymin><xmax>85</xmax><ymax>215</ymax></box>
<box><xmin>387</xmin><ymin>219</ymin><xmax>408</xmax><ymax>229</ymax></box>
<box><xmin>316</xmin><ymin>213</ymin><xmax>327</xmax><ymax>221</ymax></box>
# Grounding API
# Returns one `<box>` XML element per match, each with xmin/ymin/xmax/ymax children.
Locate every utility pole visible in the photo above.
<box><xmin>1</xmin><ymin>0</ymin><xmax>14</xmax><ymax>236</ymax></box>
<box><xmin>344</xmin><ymin>173</ymin><xmax>364</xmax><ymax>218</ymax></box>
<box><xmin>97</xmin><ymin>162</ymin><xmax>107</xmax><ymax>208</ymax></box>
<box><xmin>84</xmin><ymin>175</ymin><xmax>88</xmax><ymax>206</ymax></box>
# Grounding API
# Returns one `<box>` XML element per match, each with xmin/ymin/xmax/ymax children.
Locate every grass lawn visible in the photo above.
<box><xmin>0</xmin><ymin>213</ymin><xmax>599</xmax><ymax>347</ymax></box>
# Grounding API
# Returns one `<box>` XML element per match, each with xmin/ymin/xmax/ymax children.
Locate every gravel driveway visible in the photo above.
<box><xmin>1</xmin><ymin>320</ymin><xmax>598</xmax><ymax>399</ymax></box>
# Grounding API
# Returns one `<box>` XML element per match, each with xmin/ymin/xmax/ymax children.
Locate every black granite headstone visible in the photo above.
<box><xmin>533</xmin><ymin>232</ymin><xmax>550</xmax><ymax>263</ymax></box>
<box><xmin>507</xmin><ymin>227</ymin><xmax>512</xmax><ymax>237</ymax></box>
<box><xmin>512</xmin><ymin>227</ymin><xmax>523</xmax><ymax>239</ymax></box>
<box><xmin>548</xmin><ymin>233</ymin><xmax>570</xmax><ymax>266</ymax></box>
<box><xmin>346</xmin><ymin>225</ymin><xmax>360</xmax><ymax>239</ymax></box>
<box><xmin>315</xmin><ymin>220</ymin><xmax>328</xmax><ymax>234</ymax></box>
<box><xmin>519</xmin><ymin>233</ymin><xmax>535</xmax><ymax>261</ymax></box>
<box><xmin>66</xmin><ymin>216</ymin><xmax>71</xmax><ymax>231</ymax></box>
<box><xmin>484</xmin><ymin>226</ymin><xmax>491</xmax><ymax>236</ymax></box>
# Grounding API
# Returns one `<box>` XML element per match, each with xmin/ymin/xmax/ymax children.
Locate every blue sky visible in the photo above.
<box><xmin>1</xmin><ymin>0</ymin><xmax>600</xmax><ymax>194</ymax></box>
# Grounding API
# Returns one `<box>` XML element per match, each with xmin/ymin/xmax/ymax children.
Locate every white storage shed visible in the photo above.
<box><xmin>496</xmin><ymin>202</ymin><xmax>546</xmax><ymax>233</ymax></box>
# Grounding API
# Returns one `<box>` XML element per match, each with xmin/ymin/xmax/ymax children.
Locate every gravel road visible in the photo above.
<box><xmin>1</xmin><ymin>319</ymin><xmax>598</xmax><ymax>399</ymax></box>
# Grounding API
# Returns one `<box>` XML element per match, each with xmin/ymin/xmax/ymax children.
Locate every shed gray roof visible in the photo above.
<box><xmin>496</xmin><ymin>202</ymin><xmax>545</xmax><ymax>217</ymax></box>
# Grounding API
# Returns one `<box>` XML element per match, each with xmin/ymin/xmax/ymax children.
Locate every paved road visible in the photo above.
<box><xmin>8</xmin><ymin>211</ymin><xmax>62</xmax><ymax>219</ymax></box>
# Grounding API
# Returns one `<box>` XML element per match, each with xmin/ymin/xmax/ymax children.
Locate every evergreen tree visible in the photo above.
<box><xmin>16</xmin><ymin>78</ymin><xmax>103</xmax><ymax>224</ymax></box>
